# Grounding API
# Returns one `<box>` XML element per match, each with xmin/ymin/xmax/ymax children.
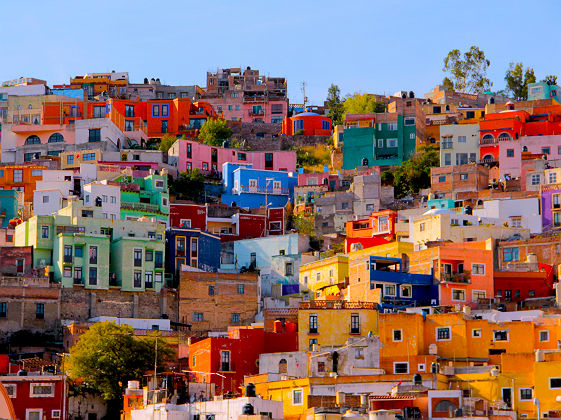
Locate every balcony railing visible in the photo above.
<box><xmin>248</xmin><ymin>109</ymin><xmax>265</xmax><ymax>116</ymax></box>
<box><xmin>238</xmin><ymin>185</ymin><xmax>289</xmax><ymax>195</ymax></box>
<box><xmin>440</xmin><ymin>270</ymin><xmax>471</xmax><ymax>284</ymax></box>
<box><xmin>300</xmin><ymin>301</ymin><xmax>377</xmax><ymax>310</ymax></box>
<box><xmin>121</xmin><ymin>201</ymin><xmax>160</xmax><ymax>213</ymax></box>
<box><xmin>480</xmin><ymin>138</ymin><xmax>497</xmax><ymax>145</ymax></box>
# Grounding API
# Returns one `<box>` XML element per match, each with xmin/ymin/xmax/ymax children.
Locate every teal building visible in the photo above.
<box><xmin>119</xmin><ymin>173</ymin><xmax>169</xmax><ymax>224</ymax></box>
<box><xmin>342</xmin><ymin>115</ymin><xmax>417</xmax><ymax>170</ymax></box>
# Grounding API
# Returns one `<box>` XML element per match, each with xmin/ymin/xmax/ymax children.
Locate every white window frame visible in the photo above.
<box><xmin>387</xmin><ymin>138</ymin><xmax>398</xmax><ymax>148</ymax></box>
<box><xmin>471</xmin><ymin>263</ymin><xmax>485</xmax><ymax>275</ymax></box>
<box><xmin>472</xmin><ymin>290</ymin><xmax>486</xmax><ymax>301</ymax></box>
<box><xmin>292</xmin><ymin>388</ymin><xmax>303</xmax><ymax>405</ymax></box>
<box><xmin>392</xmin><ymin>329</ymin><xmax>403</xmax><ymax>342</ymax></box>
<box><xmin>418</xmin><ymin>363</ymin><xmax>426</xmax><ymax>372</ymax></box>
<box><xmin>472</xmin><ymin>328</ymin><xmax>482</xmax><ymax>338</ymax></box>
<box><xmin>436</xmin><ymin>326</ymin><xmax>452</xmax><ymax>341</ymax></box>
<box><xmin>400</xmin><ymin>285</ymin><xmax>412</xmax><ymax>298</ymax></box>
<box><xmin>4</xmin><ymin>383</ymin><xmax>16</xmax><ymax>398</ymax></box>
<box><xmin>52</xmin><ymin>410</ymin><xmax>61</xmax><ymax>419</ymax></box>
<box><xmin>393</xmin><ymin>362</ymin><xmax>409</xmax><ymax>374</ymax></box>
<box><xmin>384</xmin><ymin>284</ymin><xmax>396</xmax><ymax>297</ymax></box>
<box><xmin>26</xmin><ymin>409</ymin><xmax>43</xmax><ymax>420</ymax></box>
<box><xmin>540</xmin><ymin>330</ymin><xmax>550</xmax><ymax>342</ymax></box>
<box><xmin>451</xmin><ymin>288</ymin><xmax>466</xmax><ymax>302</ymax></box>
<box><xmin>29</xmin><ymin>382</ymin><xmax>55</xmax><ymax>397</ymax></box>
<box><xmin>493</xmin><ymin>330</ymin><xmax>509</xmax><ymax>342</ymax></box>
<box><xmin>377</xmin><ymin>139</ymin><xmax>384</xmax><ymax>148</ymax></box>
<box><xmin>180</xmin><ymin>219</ymin><xmax>192</xmax><ymax>228</ymax></box>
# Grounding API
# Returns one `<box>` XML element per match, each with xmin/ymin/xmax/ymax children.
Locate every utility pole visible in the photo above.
<box><xmin>302</xmin><ymin>82</ymin><xmax>308</xmax><ymax>110</ymax></box>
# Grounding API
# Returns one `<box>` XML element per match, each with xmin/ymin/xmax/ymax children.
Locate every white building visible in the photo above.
<box><xmin>472</xmin><ymin>197</ymin><xmax>542</xmax><ymax>234</ymax></box>
<box><xmin>83</xmin><ymin>180</ymin><xmax>120</xmax><ymax>221</ymax></box>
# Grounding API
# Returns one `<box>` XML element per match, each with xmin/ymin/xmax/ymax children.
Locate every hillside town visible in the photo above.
<box><xmin>2</xmin><ymin>59</ymin><xmax>561</xmax><ymax>420</ymax></box>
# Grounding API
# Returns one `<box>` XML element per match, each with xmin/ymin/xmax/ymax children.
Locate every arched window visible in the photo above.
<box><xmin>25</xmin><ymin>135</ymin><xmax>41</xmax><ymax>145</ymax></box>
<box><xmin>434</xmin><ymin>400</ymin><xmax>457</xmax><ymax>413</ymax></box>
<box><xmin>498</xmin><ymin>132</ymin><xmax>511</xmax><ymax>141</ymax></box>
<box><xmin>278</xmin><ymin>359</ymin><xmax>287</xmax><ymax>374</ymax></box>
<box><xmin>481</xmin><ymin>134</ymin><xmax>494</xmax><ymax>143</ymax></box>
<box><xmin>482</xmin><ymin>154</ymin><xmax>494</xmax><ymax>162</ymax></box>
<box><xmin>48</xmin><ymin>133</ymin><xmax>64</xmax><ymax>143</ymax></box>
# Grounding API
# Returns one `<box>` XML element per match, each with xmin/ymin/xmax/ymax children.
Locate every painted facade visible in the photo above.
<box><xmin>282</xmin><ymin>112</ymin><xmax>332</xmax><ymax>136</ymax></box>
<box><xmin>439</xmin><ymin>123</ymin><xmax>479</xmax><ymax>167</ymax></box>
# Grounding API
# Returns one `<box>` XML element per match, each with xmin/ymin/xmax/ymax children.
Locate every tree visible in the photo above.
<box><xmin>170</xmin><ymin>169</ymin><xmax>206</xmax><ymax>202</ymax></box>
<box><xmin>326</xmin><ymin>84</ymin><xmax>344</xmax><ymax>125</ymax></box>
<box><xmin>542</xmin><ymin>75</ymin><xmax>558</xmax><ymax>86</ymax></box>
<box><xmin>66</xmin><ymin>322</ymin><xmax>174</xmax><ymax>415</ymax></box>
<box><xmin>442</xmin><ymin>77</ymin><xmax>455</xmax><ymax>91</ymax></box>
<box><xmin>442</xmin><ymin>46</ymin><xmax>492</xmax><ymax>93</ymax></box>
<box><xmin>389</xmin><ymin>145</ymin><xmax>439</xmax><ymax>198</ymax></box>
<box><xmin>504</xmin><ymin>62</ymin><xmax>536</xmax><ymax>100</ymax></box>
<box><xmin>159</xmin><ymin>134</ymin><xmax>175</xmax><ymax>153</ymax></box>
<box><xmin>198</xmin><ymin>119</ymin><xmax>233</xmax><ymax>146</ymax></box>
<box><xmin>343</xmin><ymin>92</ymin><xmax>387</xmax><ymax>119</ymax></box>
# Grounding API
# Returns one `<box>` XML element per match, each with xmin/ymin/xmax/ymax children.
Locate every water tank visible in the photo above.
<box><xmin>360</xmin><ymin>394</ymin><xmax>369</xmax><ymax>407</ymax></box>
<box><xmin>17</xmin><ymin>369</ymin><xmax>27</xmax><ymax>376</ymax></box>
<box><xmin>242</xmin><ymin>403</ymin><xmax>255</xmax><ymax>415</ymax></box>
<box><xmin>336</xmin><ymin>391</ymin><xmax>346</xmax><ymax>406</ymax></box>
<box><xmin>128</xmin><ymin>380</ymin><xmax>140</xmax><ymax>389</ymax></box>
<box><xmin>464</xmin><ymin>205</ymin><xmax>472</xmax><ymax>215</ymax></box>
<box><xmin>455</xmin><ymin>409</ymin><xmax>463</xmax><ymax>417</ymax></box>
<box><xmin>413</xmin><ymin>373</ymin><xmax>422</xmax><ymax>385</ymax></box>
<box><xmin>526</xmin><ymin>253</ymin><xmax>538</xmax><ymax>264</ymax></box>
<box><xmin>285</xmin><ymin>322</ymin><xmax>297</xmax><ymax>333</ymax></box>
<box><xmin>245</xmin><ymin>383</ymin><xmax>256</xmax><ymax>397</ymax></box>
<box><xmin>429</xmin><ymin>344</ymin><xmax>437</xmax><ymax>355</ymax></box>
<box><xmin>536</xmin><ymin>349</ymin><xmax>545</xmax><ymax>362</ymax></box>
<box><xmin>273</xmin><ymin>320</ymin><xmax>283</xmax><ymax>333</ymax></box>
<box><xmin>409</xmin><ymin>91</ymin><xmax>415</xmax><ymax>98</ymax></box>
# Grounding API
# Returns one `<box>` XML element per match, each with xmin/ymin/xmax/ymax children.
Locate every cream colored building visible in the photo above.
<box><xmin>439</xmin><ymin>123</ymin><xmax>480</xmax><ymax>167</ymax></box>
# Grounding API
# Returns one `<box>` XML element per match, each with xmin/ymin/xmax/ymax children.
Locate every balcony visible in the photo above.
<box><xmin>248</xmin><ymin>109</ymin><xmax>265</xmax><ymax>116</ymax></box>
<box><xmin>63</xmin><ymin>255</ymin><xmax>73</xmax><ymax>264</ymax></box>
<box><xmin>440</xmin><ymin>270</ymin><xmax>471</xmax><ymax>284</ymax></box>
<box><xmin>121</xmin><ymin>201</ymin><xmax>160</xmax><ymax>213</ymax></box>
<box><xmin>480</xmin><ymin>138</ymin><xmax>497</xmax><ymax>145</ymax></box>
<box><xmin>238</xmin><ymin>185</ymin><xmax>289</xmax><ymax>195</ymax></box>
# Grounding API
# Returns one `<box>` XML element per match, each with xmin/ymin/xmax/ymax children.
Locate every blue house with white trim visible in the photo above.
<box><xmin>221</xmin><ymin>162</ymin><xmax>297</xmax><ymax>209</ymax></box>
<box><xmin>368</xmin><ymin>256</ymin><xmax>437</xmax><ymax>308</ymax></box>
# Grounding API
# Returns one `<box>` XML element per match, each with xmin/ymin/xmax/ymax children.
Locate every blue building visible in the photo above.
<box><xmin>165</xmin><ymin>228</ymin><xmax>221</xmax><ymax>284</ymax></box>
<box><xmin>368</xmin><ymin>256</ymin><xmax>437</xmax><ymax>308</ymax></box>
<box><xmin>0</xmin><ymin>190</ymin><xmax>18</xmax><ymax>228</ymax></box>
<box><xmin>221</xmin><ymin>162</ymin><xmax>297</xmax><ymax>209</ymax></box>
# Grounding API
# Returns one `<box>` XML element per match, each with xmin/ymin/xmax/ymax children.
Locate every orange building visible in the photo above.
<box><xmin>0</xmin><ymin>164</ymin><xmax>46</xmax><ymax>202</ymax></box>
<box><xmin>345</xmin><ymin>209</ymin><xmax>397</xmax><ymax>252</ymax></box>
<box><xmin>407</xmin><ymin>240</ymin><xmax>494</xmax><ymax>308</ymax></box>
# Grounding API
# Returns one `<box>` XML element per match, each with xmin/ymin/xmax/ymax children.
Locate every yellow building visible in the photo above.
<box><xmin>333</xmin><ymin>125</ymin><xmax>345</xmax><ymax>148</ymax></box>
<box><xmin>297</xmin><ymin>301</ymin><xmax>378</xmax><ymax>351</ymax></box>
<box><xmin>299</xmin><ymin>254</ymin><xmax>348</xmax><ymax>297</ymax></box>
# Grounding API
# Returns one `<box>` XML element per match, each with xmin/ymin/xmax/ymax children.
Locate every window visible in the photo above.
<box><xmin>232</xmin><ymin>313</ymin><xmax>240</xmax><ymax>324</ymax></box>
<box><xmin>309</xmin><ymin>338</ymin><xmax>318</xmax><ymax>351</ymax></box>
<box><xmin>0</xmin><ymin>302</ymin><xmax>6</xmax><ymax>318</ymax></box>
<box><xmin>125</xmin><ymin>104</ymin><xmax>135</xmax><ymax>117</ymax></box>
<box><xmin>36</xmin><ymin>303</ymin><xmax>44</xmax><ymax>319</ymax></box>
<box><xmin>193</xmin><ymin>312</ymin><xmax>204</xmax><ymax>322</ymax></box>
<box><xmin>551</xmin><ymin>378</ymin><xmax>561</xmax><ymax>389</ymax></box>
<box><xmin>25</xmin><ymin>135</ymin><xmax>41</xmax><ymax>145</ymax></box>
<box><xmin>355</xmin><ymin>348</ymin><xmax>364</xmax><ymax>360</ymax></box>
<box><xmin>519</xmin><ymin>388</ymin><xmax>532</xmax><ymax>400</ymax></box>
<box><xmin>350</xmin><ymin>313</ymin><xmax>360</xmax><ymax>334</ymax></box>
<box><xmin>89</xmin><ymin>246</ymin><xmax>97</xmax><ymax>264</ymax></box>
<box><xmin>394</xmin><ymin>362</ymin><xmax>409</xmax><ymax>374</ymax></box>
<box><xmin>30</xmin><ymin>383</ymin><xmax>54</xmax><ymax>397</ymax></box>
<box><xmin>472</xmin><ymin>329</ymin><xmax>482</xmax><ymax>338</ymax></box>
<box><xmin>83</xmin><ymin>153</ymin><xmax>96</xmax><ymax>161</ymax></box>
<box><xmin>472</xmin><ymin>290</ymin><xmax>486</xmax><ymax>301</ymax></box>
<box><xmin>452</xmin><ymin>289</ymin><xmax>465</xmax><ymax>301</ymax></box>
<box><xmin>378</xmin><ymin>215</ymin><xmax>389</xmax><ymax>232</ymax></box>
<box><xmin>555</xmin><ymin>212</ymin><xmax>561</xmax><ymax>227</ymax></box>
<box><xmin>134</xmin><ymin>249</ymin><xmax>142</xmax><ymax>267</ymax></box>
<box><xmin>460</xmin><ymin>173</ymin><xmax>468</xmax><ymax>180</ymax></box>
<box><xmin>161</xmin><ymin>120</ymin><xmax>168</xmax><ymax>133</ymax></box>
<box><xmin>505</xmin><ymin>148</ymin><xmax>515</xmax><ymax>158</ymax></box>
<box><xmin>208</xmin><ymin>285</ymin><xmax>215</xmax><ymax>296</ymax></box>
<box><xmin>436</xmin><ymin>327</ymin><xmax>451</xmax><ymax>340</ymax></box>
<box><xmin>438</xmin><ymin>176</ymin><xmax>446</xmax><ymax>183</ymax></box>
<box><xmin>152</xmin><ymin>104</ymin><xmax>160</xmax><ymax>117</ymax></box>
<box><xmin>341</xmin><ymin>202</ymin><xmax>349</xmax><ymax>210</ymax></box>
<box><xmin>503</xmin><ymin>248</ymin><xmax>519</xmax><ymax>262</ymax></box>
<box><xmin>418</xmin><ymin>364</ymin><xmax>426</xmax><ymax>372</ymax></box>
<box><xmin>531</xmin><ymin>174</ymin><xmax>541</xmax><ymax>185</ymax></box>
<box><xmin>52</xmin><ymin>410</ymin><xmax>61</xmax><ymax>419</ymax></box>
<box><xmin>551</xmin><ymin>173</ymin><xmax>558</xmax><ymax>184</ymax></box>
<box><xmin>400</xmin><ymin>285</ymin><xmax>411</xmax><ymax>298</ymax></box>
<box><xmin>377</xmin><ymin>139</ymin><xmax>384</xmax><ymax>148</ymax></box>
<box><xmin>94</xmin><ymin>105</ymin><xmax>106</xmax><ymax>118</ymax></box>
<box><xmin>4</xmin><ymin>384</ymin><xmax>15</xmax><ymax>398</ymax></box>
<box><xmin>472</xmin><ymin>263</ymin><xmax>485</xmax><ymax>275</ymax></box>
<box><xmin>88</xmin><ymin>129</ymin><xmax>101</xmax><ymax>142</ymax></box>
<box><xmin>387</xmin><ymin>122</ymin><xmax>398</xmax><ymax>131</ymax></box>
<box><xmin>387</xmin><ymin>138</ymin><xmax>398</xmax><ymax>148</ymax></box>
<box><xmin>494</xmin><ymin>330</ymin><xmax>508</xmax><ymax>342</ymax></box>
<box><xmin>385</xmin><ymin>284</ymin><xmax>396</xmax><ymax>296</ymax></box>
<box><xmin>543</xmin><ymin>147</ymin><xmax>551</xmax><ymax>155</ymax></box>
<box><xmin>404</xmin><ymin>117</ymin><xmax>415</xmax><ymax>126</ymax></box>
<box><xmin>74</xmin><ymin>267</ymin><xmax>82</xmax><ymax>284</ymax></box>
<box><xmin>89</xmin><ymin>267</ymin><xmax>97</xmax><ymax>285</ymax></box>
<box><xmin>220</xmin><ymin>350</ymin><xmax>230</xmax><ymax>371</ymax></box>
<box><xmin>145</xmin><ymin>272</ymin><xmax>153</xmax><ymax>289</ymax></box>
<box><xmin>155</xmin><ymin>251</ymin><xmax>163</xmax><ymax>268</ymax></box>
<box><xmin>48</xmin><ymin>133</ymin><xmax>64</xmax><ymax>143</ymax></box>
<box><xmin>41</xmin><ymin>225</ymin><xmax>49</xmax><ymax>238</ymax></box>
<box><xmin>134</xmin><ymin>271</ymin><xmax>142</xmax><ymax>288</ymax></box>
<box><xmin>14</xmin><ymin>170</ymin><xmax>23</xmax><ymax>183</ymax></box>
<box><xmin>457</xmin><ymin>135</ymin><xmax>466</xmax><ymax>143</ymax></box>
<box><xmin>285</xmin><ymin>262</ymin><xmax>294</xmax><ymax>276</ymax></box>
<box><xmin>63</xmin><ymin>266</ymin><xmax>72</xmax><ymax>277</ymax></box>
<box><xmin>322</xmin><ymin>120</ymin><xmax>330</xmax><ymax>130</ymax></box>
<box><xmin>540</xmin><ymin>330</ymin><xmax>549</xmax><ymax>342</ymax></box>
<box><xmin>293</xmin><ymin>389</ymin><xmax>303</xmax><ymax>405</ymax></box>
<box><xmin>393</xmin><ymin>329</ymin><xmax>402</xmax><ymax>342</ymax></box>
<box><xmin>309</xmin><ymin>313</ymin><xmax>318</xmax><ymax>333</ymax></box>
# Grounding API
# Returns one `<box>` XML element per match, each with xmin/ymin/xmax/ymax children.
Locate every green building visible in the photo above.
<box><xmin>15</xmin><ymin>198</ymin><xmax>166</xmax><ymax>292</ymax></box>
<box><xmin>342</xmin><ymin>115</ymin><xmax>417</xmax><ymax>169</ymax></box>
<box><xmin>118</xmin><ymin>173</ymin><xmax>169</xmax><ymax>224</ymax></box>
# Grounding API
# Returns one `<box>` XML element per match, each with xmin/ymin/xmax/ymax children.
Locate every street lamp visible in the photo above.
<box><xmin>265</xmin><ymin>178</ymin><xmax>274</xmax><ymax>209</ymax></box>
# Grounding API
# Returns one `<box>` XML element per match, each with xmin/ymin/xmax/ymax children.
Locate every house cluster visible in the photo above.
<box><xmin>2</xmin><ymin>71</ymin><xmax>561</xmax><ymax>420</ymax></box>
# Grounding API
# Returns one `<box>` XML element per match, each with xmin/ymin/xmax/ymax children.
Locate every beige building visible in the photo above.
<box><xmin>440</xmin><ymin>123</ymin><xmax>480</xmax><ymax>167</ymax></box>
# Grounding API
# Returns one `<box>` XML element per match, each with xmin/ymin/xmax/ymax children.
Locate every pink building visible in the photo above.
<box><xmin>297</xmin><ymin>172</ymin><xmax>340</xmax><ymax>189</ymax></box>
<box><xmin>168</xmin><ymin>139</ymin><xmax>297</xmax><ymax>174</ymax></box>
<box><xmin>498</xmin><ymin>134</ymin><xmax>561</xmax><ymax>178</ymax></box>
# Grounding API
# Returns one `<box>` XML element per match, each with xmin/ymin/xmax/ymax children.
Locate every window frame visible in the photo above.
<box><xmin>393</xmin><ymin>362</ymin><xmax>409</xmax><ymax>374</ymax></box>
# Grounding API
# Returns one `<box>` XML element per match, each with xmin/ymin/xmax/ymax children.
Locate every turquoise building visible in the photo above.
<box><xmin>528</xmin><ymin>81</ymin><xmax>561</xmax><ymax>103</ymax></box>
<box><xmin>119</xmin><ymin>173</ymin><xmax>169</xmax><ymax>224</ymax></box>
<box><xmin>342</xmin><ymin>115</ymin><xmax>416</xmax><ymax>170</ymax></box>
<box><xmin>0</xmin><ymin>189</ymin><xmax>18</xmax><ymax>228</ymax></box>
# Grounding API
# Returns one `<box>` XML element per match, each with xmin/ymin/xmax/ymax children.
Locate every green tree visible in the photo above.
<box><xmin>198</xmin><ymin>119</ymin><xmax>233</xmax><ymax>146</ymax></box>
<box><xmin>326</xmin><ymin>84</ymin><xmax>344</xmax><ymax>125</ymax></box>
<box><xmin>390</xmin><ymin>145</ymin><xmax>439</xmax><ymax>198</ymax></box>
<box><xmin>542</xmin><ymin>75</ymin><xmax>558</xmax><ymax>86</ymax></box>
<box><xmin>443</xmin><ymin>46</ymin><xmax>492</xmax><ymax>93</ymax></box>
<box><xmin>442</xmin><ymin>77</ymin><xmax>455</xmax><ymax>91</ymax></box>
<box><xmin>170</xmin><ymin>169</ymin><xmax>206</xmax><ymax>202</ymax></box>
<box><xmin>66</xmin><ymin>322</ymin><xmax>174</xmax><ymax>415</ymax></box>
<box><xmin>343</xmin><ymin>92</ymin><xmax>387</xmax><ymax>119</ymax></box>
<box><xmin>158</xmin><ymin>134</ymin><xmax>175</xmax><ymax>153</ymax></box>
<box><xmin>504</xmin><ymin>62</ymin><xmax>536</xmax><ymax>100</ymax></box>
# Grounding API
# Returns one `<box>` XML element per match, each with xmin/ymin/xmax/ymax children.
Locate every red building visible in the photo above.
<box><xmin>169</xmin><ymin>203</ymin><xmax>284</xmax><ymax>242</ymax></box>
<box><xmin>344</xmin><ymin>209</ymin><xmax>397</xmax><ymax>253</ymax></box>
<box><xmin>188</xmin><ymin>325</ymin><xmax>297</xmax><ymax>395</ymax></box>
<box><xmin>0</xmin><ymin>374</ymin><xmax>68</xmax><ymax>420</ymax></box>
<box><xmin>282</xmin><ymin>112</ymin><xmax>332</xmax><ymax>136</ymax></box>
<box><xmin>493</xmin><ymin>263</ymin><xmax>554</xmax><ymax>304</ymax></box>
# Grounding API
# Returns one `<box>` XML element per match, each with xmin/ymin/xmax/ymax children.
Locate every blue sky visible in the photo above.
<box><xmin>1</xmin><ymin>0</ymin><xmax>559</xmax><ymax>104</ymax></box>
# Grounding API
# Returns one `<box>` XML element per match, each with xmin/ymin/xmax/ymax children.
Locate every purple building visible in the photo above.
<box><xmin>540</xmin><ymin>182</ymin><xmax>561</xmax><ymax>231</ymax></box>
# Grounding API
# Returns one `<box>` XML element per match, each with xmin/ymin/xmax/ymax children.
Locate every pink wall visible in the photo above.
<box><xmin>499</xmin><ymin>135</ymin><xmax>561</xmax><ymax>178</ymax></box>
<box><xmin>13</xmin><ymin>124</ymin><xmax>75</xmax><ymax>147</ymax></box>
<box><xmin>202</xmin><ymin>98</ymin><xmax>287</xmax><ymax>123</ymax></box>
<box><xmin>173</xmin><ymin>139</ymin><xmax>296</xmax><ymax>174</ymax></box>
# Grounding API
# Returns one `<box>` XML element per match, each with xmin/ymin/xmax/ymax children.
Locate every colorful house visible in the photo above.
<box><xmin>168</xmin><ymin>139</ymin><xmax>296</xmax><ymax>175</ymax></box>
<box><xmin>439</xmin><ymin>123</ymin><xmax>479</xmax><ymax>166</ymax></box>
<box><xmin>282</xmin><ymin>112</ymin><xmax>332</xmax><ymax>136</ymax></box>
<box><xmin>118</xmin><ymin>173</ymin><xmax>169</xmax><ymax>224</ymax></box>
<box><xmin>298</xmin><ymin>254</ymin><xmax>349</xmax><ymax>298</ymax></box>
<box><xmin>221</xmin><ymin>163</ymin><xmax>297</xmax><ymax>209</ymax></box>
<box><xmin>345</xmin><ymin>209</ymin><xmax>397</xmax><ymax>253</ymax></box>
